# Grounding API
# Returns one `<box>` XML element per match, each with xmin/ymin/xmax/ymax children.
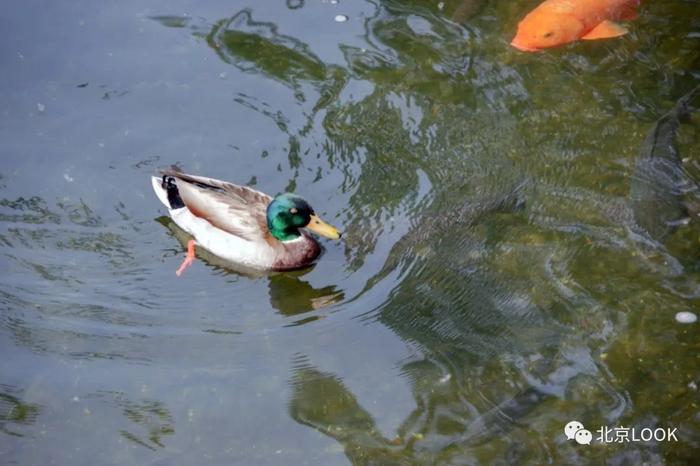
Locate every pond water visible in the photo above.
<box><xmin>2</xmin><ymin>0</ymin><xmax>700</xmax><ymax>464</ymax></box>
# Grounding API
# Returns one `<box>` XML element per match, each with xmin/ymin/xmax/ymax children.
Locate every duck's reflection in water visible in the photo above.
<box><xmin>267</xmin><ymin>273</ymin><xmax>344</xmax><ymax>316</ymax></box>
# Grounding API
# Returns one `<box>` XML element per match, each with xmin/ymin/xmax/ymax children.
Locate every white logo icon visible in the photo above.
<box><xmin>564</xmin><ymin>420</ymin><xmax>584</xmax><ymax>440</ymax></box>
<box><xmin>575</xmin><ymin>429</ymin><xmax>592</xmax><ymax>445</ymax></box>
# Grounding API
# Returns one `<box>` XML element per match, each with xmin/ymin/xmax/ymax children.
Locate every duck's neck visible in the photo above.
<box><xmin>268</xmin><ymin>218</ymin><xmax>302</xmax><ymax>242</ymax></box>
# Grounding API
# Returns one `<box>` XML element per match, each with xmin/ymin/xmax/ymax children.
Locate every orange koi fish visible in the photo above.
<box><xmin>511</xmin><ymin>0</ymin><xmax>640</xmax><ymax>52</ymax></box>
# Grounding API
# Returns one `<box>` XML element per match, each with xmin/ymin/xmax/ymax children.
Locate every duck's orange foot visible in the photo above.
<box><xmin>176</xmin><ymin>239</ymin><xmax>196</xmax><ymax>277</ymax></box>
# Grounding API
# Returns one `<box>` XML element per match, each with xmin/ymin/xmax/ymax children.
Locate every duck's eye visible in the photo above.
<box><xmin>543</xmin><ymin>31</ymin><xmax>554</xmax><ymax>38</ymax></box>
<box><xmin>289</xmin><ymin>207</ymin><xmax>298</xmax><ymax>214</ymax></box>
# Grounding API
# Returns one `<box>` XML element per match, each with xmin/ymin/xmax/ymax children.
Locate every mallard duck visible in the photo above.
<box><xmin>151</xmin><ymin>169</ymin><xmax>341</xmax><ymax>275</ymax></box>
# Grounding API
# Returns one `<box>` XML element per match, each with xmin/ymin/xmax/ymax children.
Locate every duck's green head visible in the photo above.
<box><xmin>266</xmin><ymin>193</ymin><xmax>342</xmax><ymax>242</ymax></box>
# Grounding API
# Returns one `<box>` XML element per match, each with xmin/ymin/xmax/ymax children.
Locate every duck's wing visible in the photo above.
<box><xmin>162</xmin><ymin>169</ymin><xmax>273</xmax><ymax>242</ymax></box>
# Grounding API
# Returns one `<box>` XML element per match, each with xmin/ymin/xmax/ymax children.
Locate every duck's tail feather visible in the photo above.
<box><xmin>151</xmin><ymin>175</ymin><xmax>186</xmax><ymax>209</ymax></box>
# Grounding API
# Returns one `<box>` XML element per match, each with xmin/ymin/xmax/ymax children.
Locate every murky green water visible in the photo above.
<box><xmin>2</xmin><ymin>0</ymin><xmax>700</xmax><ymax>464</ymax></box>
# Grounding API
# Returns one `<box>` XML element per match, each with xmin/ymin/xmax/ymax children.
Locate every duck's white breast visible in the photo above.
<box><xmin>170</xmin><ymin>207</ymin><xmax>278</xmax><ymax>270</ymax></box>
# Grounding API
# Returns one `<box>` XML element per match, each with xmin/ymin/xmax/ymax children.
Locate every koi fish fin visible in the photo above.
<box><xmin>581</xmin><ymin>20</ymin><xmax>628</xmax><ymax>40</ymax></box>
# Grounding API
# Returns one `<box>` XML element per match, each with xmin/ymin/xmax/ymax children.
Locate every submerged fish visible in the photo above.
<box><xmin>630</xmin><ymin>86</ymin><xmax>700</xmax><ymax>241</ymax></box>
<box><xmin>450</xmin><ymin>0</ymin><xmax>487</xmax><ymax>24</ymax></box>
<box><xmin>510</xmin><ymin>0</ymin><xmax>640</xmax><ymax>52</ymax></box>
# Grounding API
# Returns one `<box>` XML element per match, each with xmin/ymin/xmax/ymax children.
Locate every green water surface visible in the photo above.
<box><xmin>1</xmin><ymin>0</ymin><xmax>700</xmax><ymax>464</ymax></box>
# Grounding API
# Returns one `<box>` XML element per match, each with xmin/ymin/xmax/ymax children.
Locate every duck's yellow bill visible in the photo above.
<box><xmin>307</xmin><ymin>214</ymin><xmax>342</xmax><ymax>240</ymax></box>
